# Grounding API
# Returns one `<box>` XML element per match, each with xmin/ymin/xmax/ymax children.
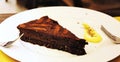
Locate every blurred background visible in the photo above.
<box><xmin>0</xmin><ymin>0</ymin><xmax>120</xmax><ymax>16</ymax></box>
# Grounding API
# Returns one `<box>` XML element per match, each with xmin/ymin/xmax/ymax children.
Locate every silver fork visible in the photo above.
<box><xmin>0</xmin><ymin>33</ymin><xmax>24</xmax><ymax>48</ymax></box>
<box><xmin>101</xmin><ymin>25</ymin><xmax>120</xmax><ymax>44</ymax></box>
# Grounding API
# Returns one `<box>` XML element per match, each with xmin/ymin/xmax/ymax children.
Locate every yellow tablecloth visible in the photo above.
<box><xmin>0</xmin><ymin>50</ymin><xmax>19</xmax><ymax>62</ymax></box>
<box><xmin>114</xmin><ymin>16</ymin><xmax>120</xmax><ymax>22</ymax></box>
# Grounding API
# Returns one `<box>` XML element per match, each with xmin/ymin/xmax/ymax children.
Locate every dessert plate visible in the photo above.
<box><xmin>0</xmin><ymin>6</ymin><xmax>120</xmax><ymax>62</ymax></box>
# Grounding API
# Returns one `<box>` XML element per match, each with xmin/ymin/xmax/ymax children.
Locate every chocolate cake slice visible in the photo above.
<box><xmin>17</xmin><ymin>16</ymin><xmax>88</xmax><ymax>55</ymax></box>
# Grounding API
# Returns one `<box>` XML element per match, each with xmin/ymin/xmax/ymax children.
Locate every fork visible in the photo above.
<box><xmin>0</xmin><ymin>33</ymin><xmax>24</xmax><ymax>48</ymax></box>
<box><xmin>101</xmin><ymin>25</ymin><xmax>120</xmax><ymax>44</ymax></box>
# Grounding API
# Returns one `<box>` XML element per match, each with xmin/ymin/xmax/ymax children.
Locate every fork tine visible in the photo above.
<box><xmin>14</xmin><ymin>33</ymin><xmax>24</xmax><ymax>41</ymax></box>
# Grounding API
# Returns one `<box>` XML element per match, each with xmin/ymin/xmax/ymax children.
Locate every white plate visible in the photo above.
<box><xmin>0</xmin><ymin>6</ymin><xmax>120</xmax><ymax>62</ymax></box>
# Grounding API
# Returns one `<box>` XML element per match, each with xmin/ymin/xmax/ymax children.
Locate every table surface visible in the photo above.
<box><xmin>0</xmin><ymin>13</ymin><xmax>120</xmax><ymax>62</ymax></box>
